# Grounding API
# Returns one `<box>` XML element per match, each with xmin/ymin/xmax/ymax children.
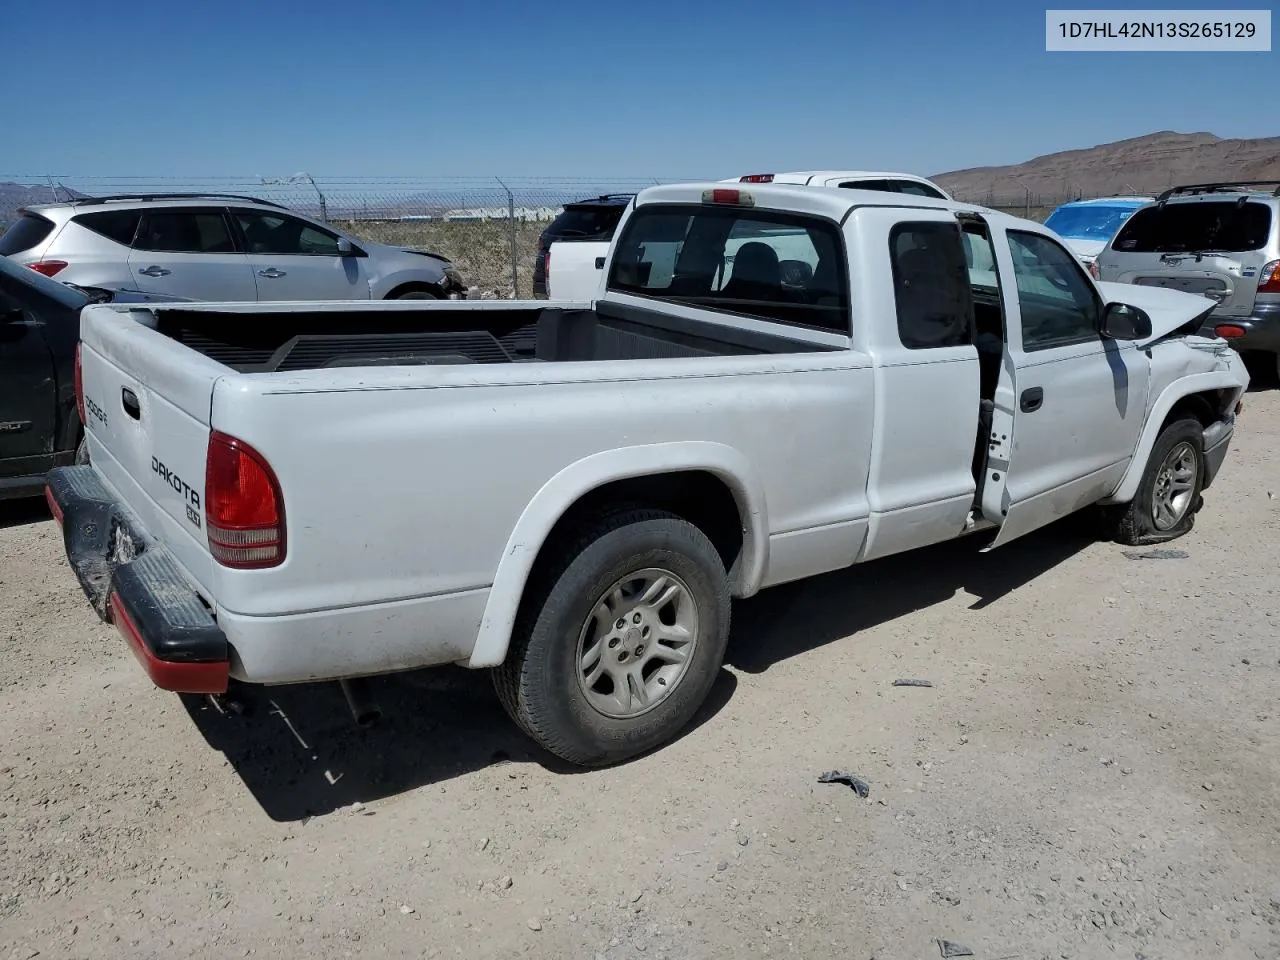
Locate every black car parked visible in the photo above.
<box><xmin>532</xmin><ymin>194</ymin><xmax>633</xmax><ymax>298</ymax></box>
<box><xmin>0</xmin><ymin>256</ymin><xmax>170</xmax><ymax>499</ymax></box>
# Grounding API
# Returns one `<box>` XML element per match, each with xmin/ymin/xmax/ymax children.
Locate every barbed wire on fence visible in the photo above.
<box><xmin>0</xmin><ymin>175</ymin><xmax>707</xmax><ymax>223</ymax></box>
<box><xmin>0</xmin><ymin>174</ymin><xmax>1172</xmax><ymax>297</ymax></box>
<box><xmin>0</xmin><ymin>173</ymin><xmax>1172</xmax><ymax>223</ymax></box>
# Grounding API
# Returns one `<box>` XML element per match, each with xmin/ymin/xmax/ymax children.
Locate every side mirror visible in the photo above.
<box><xmin>1101</xmin><ymin>302</ymin><xmax>1152</xmax><ymax>341</ymax></box>
<box><xmin>337</xmin><ymin>237</ymin><xmax>357</xmax><ymax>256</ymax></box>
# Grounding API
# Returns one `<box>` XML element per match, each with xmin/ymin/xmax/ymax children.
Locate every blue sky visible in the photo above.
<box><xmin>3</xmin><ymin>0</ymin><xmax>1275</xmax><ymax>178</ymax></box>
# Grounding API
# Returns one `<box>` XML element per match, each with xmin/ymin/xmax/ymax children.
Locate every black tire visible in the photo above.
<box><xmin>74</xmin><ymin>439</ymin><xmax>90</xmax><ymax>465</ymax></box>
<box><xmin>1108</xmin><ymin>417</ymin><xmax>1205</xmax><ymax>546</ymax></box>
<box><xmin>493</xmin><ymin>508</ymin><xmax>731</xmax><ymax>767</ymax></box>
<box><xmin>391</xmin><ymin>289</ymin><xmax>438</xmax><ymax>300</ymax></box>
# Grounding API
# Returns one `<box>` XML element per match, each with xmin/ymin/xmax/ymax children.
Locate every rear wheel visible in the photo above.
<box><xmin>391</xmin><ymin>289</ymin><xmax>438</xmax><ymax>300</ymax></box>
<box><xmin>1107</xmin><ymin>418</ymin><xmax>1204</xmax><ymax>545</ymax></box>
<box><xmin>493</xmin><ymin>509</ymin><xmax>731</xmax><ymax>767</ymax></box>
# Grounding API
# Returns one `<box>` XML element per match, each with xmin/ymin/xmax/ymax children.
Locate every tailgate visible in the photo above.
<box><xmin>1127</xmin><ymin>254</ymin><xmax>1258</xmax><ymax>318</ymax></box>
<box><xmin>547</xmin><ymin>240</ymin><xmax>610</xmax><ymax>299</ymax></box>
<box><xmin>78</xmin><ymin>305</ymin><xmax>230</xmax><ymax>597</ymax></box>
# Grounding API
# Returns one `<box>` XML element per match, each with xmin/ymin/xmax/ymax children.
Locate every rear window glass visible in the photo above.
<box><xmin>607</xmin><ymin>203</ymin><xmax>850</xmax><ymax>334</ymax></box>
<box><xmin>838</xmin><ymin>179</ymin><xmax>948</xmax><ymax>200</ymax></box>
<box><xmin>547</xmin><ymin>205</ymin><xmax>627</xmax><ymax>241</ymax></box>
<box><xmin>1112</xmin><ymin>201</ymin><xmax>1272</xmax><ymax>253</ymax></box>
<box><xmin>893</xmin><ymin>181</ymin><xmax>947</xmax><ymax>199</ymax></box>
<box><xmin>0</xmin><ymin>213</ymin><xmax>55</xmax><ymax>256</ymax></box>
<box><xmin>73</xmin><ymin>209</ymin><xmax>142</xmax><ymax>247</ymax></box>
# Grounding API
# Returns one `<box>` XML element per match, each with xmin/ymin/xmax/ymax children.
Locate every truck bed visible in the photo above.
<box><xmin>146</xmin><ymin>298</ymin><xmax>840</xmax><ymax>373</ymax></box>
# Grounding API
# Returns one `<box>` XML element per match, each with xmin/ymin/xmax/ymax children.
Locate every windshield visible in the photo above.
<box><xmin>1111</xmin><ymin>200</ymin><xmax>1272</xmax><ymax>254</ymax></box>
<box><xmin>1044</xmin><ymin>205</ymin><xmax>1141</xmax><ymax>241</ymax></box>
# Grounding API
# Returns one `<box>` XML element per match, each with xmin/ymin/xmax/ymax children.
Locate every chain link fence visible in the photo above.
<box><xmin>0</xmin><ymin>175</ymin><xmax>1166</xmax><ymax>297</ymax></box>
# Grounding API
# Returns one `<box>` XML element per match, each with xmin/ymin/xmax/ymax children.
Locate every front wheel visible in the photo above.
<box><xmin>391</xmin><ymin>289</ymin><xmax>438</xmax><ymax>300</ymax></box>
<box><xmin>493</xmin><ymin>509</ymin><xmax>731</xmax><ymax>767</ymax></box>
<box><xmin>1107</xmin><ymin>417</ymin><xmax>1205</xmax><ymax>546</ymax></box>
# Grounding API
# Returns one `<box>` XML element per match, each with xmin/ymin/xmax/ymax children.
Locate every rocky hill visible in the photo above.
<box><xmin>0</xmin><ymin>181</ymin><xmax>86</xmax><ymax>226</ymax></box>
<box><xmin>934</xmin><ymin>131</ymin><xmax>1280</xmax><ymax>202</ymax></box>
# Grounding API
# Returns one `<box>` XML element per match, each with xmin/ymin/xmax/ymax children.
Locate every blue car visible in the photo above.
<box><xmin>1043</xmin><ymin>196</ymin><xmax>1152</xmax><ymax>277</ymax></box>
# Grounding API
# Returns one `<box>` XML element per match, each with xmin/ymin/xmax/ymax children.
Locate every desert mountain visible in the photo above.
<box><xmin>934</xmin><ymin>131</ymin><xmax>1280</xmax><ymax>201</ymax></box>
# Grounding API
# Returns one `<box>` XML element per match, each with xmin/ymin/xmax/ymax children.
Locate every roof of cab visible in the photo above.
<box><xmin>634</xmin><ymin>181</ymin><xmax>995</xmax><ymax>222</ymax></box>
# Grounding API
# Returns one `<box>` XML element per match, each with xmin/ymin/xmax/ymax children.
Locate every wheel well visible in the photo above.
<box><xmin>528</xmin><ymin>471</ymin><xmax>747</xmax><ymax>590</ymax></box>
<box><xmin>1162</xmin><ymin>390</ymin><xmax>1228</xmax><ymax>432</ymax></box>
<box><xmin>384</xmin><ymin>281</ymin><xmax>443</xmax><ymax>300</ymax></box>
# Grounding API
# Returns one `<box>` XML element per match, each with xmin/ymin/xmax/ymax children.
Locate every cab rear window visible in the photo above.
<box><xmin>607</xmin><ymin>204</ymin><xmax>850</xmax><ymax>334</ymax></box>
<box><xmin>1112</xmin><ymin>201</ymin><xmax>1272</xmax><ymax>253</ymax></box>
<box><xmin>0</xmin><ymin>213</ymin><xmax>55</xmax><ymax>256</ymax></box>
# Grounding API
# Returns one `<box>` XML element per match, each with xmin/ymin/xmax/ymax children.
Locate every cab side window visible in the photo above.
<box><xmin>888</xmin><ymin>221</ymin><xmax>974</xmax><ymax>349</ymax></box>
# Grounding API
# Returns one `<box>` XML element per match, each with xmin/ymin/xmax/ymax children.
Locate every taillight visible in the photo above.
<box><xmin>1215</xmin><ymin>323</ymin><xmax>1247</xmax><ymax>339</ymax></box>
<box><xmin>205</xmin><ymin>431</ymin><xmax>285</xmax><ymax>569</ymax></box>
<box><xmin>739</xmin><ymin>174</ymin><xmax>774</xmax><ymax>183</ymax></box>
<box><xmin>74</xmin><ymin>343</ymin><xmax>85</xmax><ymax>424</ymax></box>
<box><xmin>1258</xmin><ymin>260</ymin><xmax>1280</xmax><ymax>293</ymax></box>
<box><xmin>28</xmin><ymin>260</ymin><xmax>68</xmax><ymax>277</ymax></box>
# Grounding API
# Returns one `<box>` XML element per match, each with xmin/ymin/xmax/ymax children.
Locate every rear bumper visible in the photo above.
<box><xmin>1200</xmin><ymin>302</ymin><xmax>1280</xmax><ymax>354</ymax></box>
<box><xmin>45</xmin><ymin>466</ymin><xmax>230</xmax><ymax>694</ymax></box>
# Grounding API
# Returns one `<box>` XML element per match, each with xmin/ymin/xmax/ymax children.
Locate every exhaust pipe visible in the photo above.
<box><xmin>339</xmin><ymin>677</ymin><xmax>381</xmax><ymax>727</ymax></box>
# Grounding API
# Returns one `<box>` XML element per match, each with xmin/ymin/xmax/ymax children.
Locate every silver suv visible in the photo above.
<box><xmin>1095</xmin><ymin>181</ymin><xmax>1280</xmax><ymax>373</ymax></box>
<box><xmin>0</xmin><ymin>193</ymin><xmax>467</xmax><ymax>302</ymax></box>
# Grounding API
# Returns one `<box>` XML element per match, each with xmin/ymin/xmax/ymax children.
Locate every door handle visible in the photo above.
<box><xmin>137</xmin><ymin>265</ymin><xmax>171</xmax><ymax>277</ymax></box>
<box><xmin>121</xmin><ymin>387</ymin><xmax>141</xmax><ymax>420</ymax></box>
<box><xmin>257</xmin><ymin>268</ymin><xmax>287</xmax><ymax>279</ymax></box>
<box><xmin>1020</xmin><ymin>387</ymin><xmax>1044</xmax><ymax>413</ymax></box>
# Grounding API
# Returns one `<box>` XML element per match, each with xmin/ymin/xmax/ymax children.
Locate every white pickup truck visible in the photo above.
<box><xmin>47</xmin><ymin>182</ymin><xmax>1248</xmax><ymax>768</ymax></box>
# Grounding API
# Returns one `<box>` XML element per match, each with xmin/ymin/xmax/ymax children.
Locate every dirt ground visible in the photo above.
<box><xmin>2</xmin><ymin>390</ymin><xmax>1279</xmax><ymax>960</ymax></box>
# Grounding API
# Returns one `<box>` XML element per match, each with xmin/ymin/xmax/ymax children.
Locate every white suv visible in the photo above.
<box><xmin>725</xmin><ymin>170</ymin><xmax>953</xmax><ymax>199</ymax></box>
<box><xmin>0</xmin><ymin>194</ymin><xmax>467</xmax><ymax>302</ymax></box>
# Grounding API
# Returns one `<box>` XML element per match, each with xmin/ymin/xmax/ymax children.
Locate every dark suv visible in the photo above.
<box><xmin>532</xmin><ymin>194</ymin><xmax>633</xmax><ymax>298</ymax></box>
